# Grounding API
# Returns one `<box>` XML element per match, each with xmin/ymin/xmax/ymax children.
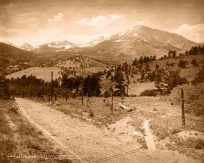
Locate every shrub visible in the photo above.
<box><xmin>89</xmin><ymin>109</ymin><xmax>94</xmax><ymax>117</ymax></box>
<box><xmin>178</xmin><ymin>60</ymin><xmax>188</xmax><ymax>69</ymax></box>
<box><xmin>103</xmin><ymin>90</ymin><xmax>111</xmax><ymax>98</ymax></box>
<box><xmin>191</xmin><ymin>59</ymin><xmax>198</xmax><ymax>67</ymax></box>
<box><xmin>170</xmin><ymin>128</ymin><xmax>181</xmax><ymax>135</ymax></box>
<box><xmin>9</xmin><ymin>106</ymin><xmax>19</xmax><ymax>115</ymax></box>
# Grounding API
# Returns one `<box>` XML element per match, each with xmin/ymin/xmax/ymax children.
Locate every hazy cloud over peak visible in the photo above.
<box><xmin>172</xmin><ymin>24</ymin><xmax>204</xmax><ymax>43</ymax></box>
<box><xmin>77</xmin><ymin>14</ymin><xmax>124</xmax><ymax>27</ymax></box>
<box><xmin>48</xmin><ymin>12</ymin><xmax>64</xmax><ymax>23</ymax></box>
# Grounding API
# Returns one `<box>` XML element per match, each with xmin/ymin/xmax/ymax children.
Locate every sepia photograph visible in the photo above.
<box><xmin>0</xmin><ymin>0</ymin><xmax>204</xmax><ymax>162</ymax></box>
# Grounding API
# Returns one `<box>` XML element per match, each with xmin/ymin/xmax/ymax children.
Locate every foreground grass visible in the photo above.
<box><xmin>45</xmin><ymin>97</ymin><xmax>133</xmax><ymax>126</ymax></box>
<box><xmin>0</xmin><ymin>99</ymin><xmax>72</xmax><ymax>162</ymax></box>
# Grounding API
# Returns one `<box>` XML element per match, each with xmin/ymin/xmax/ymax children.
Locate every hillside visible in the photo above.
<box><xmin>0</xmin><ymin>42</ymin><xmax>36</xmax><ymax>64</ymax></box>
<box><xmin>55</xmin><ymin>56</ymin><xmax>107</xmax><ymax>69</ymax></box>
<box><xmin>0</xmin><ymin>42</ymin><xmax>40</xmax><ymax>74</ymax></box>
<box><xmin>146</xmin><ymin>54</ymin><xmax>204</xmax><ymax>81</ymax></box>
<box><xmin>6</xmin><ymin>56</ymin><xmax>108</xmax><ymax>81</ymax></box>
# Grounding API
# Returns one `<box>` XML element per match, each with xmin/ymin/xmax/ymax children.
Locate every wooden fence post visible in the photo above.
<box><xmin>110</xmin><ymin>87</ymin><xmax>113</xmax><ymax>114</ymax></box>
<box><xmin>51</xmin><ymin>71</ymin><xmax>54</xmax><ymax>101</ymax></box>
<box><xmin>126</xmin><ymin>84</ymin><xmax>129</xmax><ymax>97</ymax></box>
<box><xmin>181</xmin><ymin>88</ymin><xmax>185</xmax><ymax>127</ymax></box>
<box><xmin>81</xmin><ymin>89</ymin><xmax>84</xmax><ymax>106</ymax></box>
<box><xmin>65</xmin><ymin>88</ymin><xmax>68</xmax><ymax>102</ymax></box>
<box><xmin>54</xmin><ymin>92</ymin><xmax>57</xmax><ymax>101</ymax></box>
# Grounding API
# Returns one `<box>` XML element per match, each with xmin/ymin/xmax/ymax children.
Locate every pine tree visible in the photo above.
<box><xmin>114</xmin><ymin>67</ymin><xmax>125</xmax><ymax>96</ymax></box>
<box><xmin>140</xmin><ymin>70</ymin><xmax>145</xmax><ymax>80</ymax></box>
<box><xmin>90</xmin><ymin>74</ymin><xmax>101</xmax><ymax>96</ymax></box>
<box><xmin>155</xmin><ymin>71</ymin><xmax>188</xmax><ymax>94</ymax></box>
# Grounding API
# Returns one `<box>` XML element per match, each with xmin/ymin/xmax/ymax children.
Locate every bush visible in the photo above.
<box><xmin>103</xmin><ymin>90</ymin><xmax>111</xmax><ymax>98</ymax></box>
<box><xmin>191</xmin><ymin>59</ymin><xmax>198</xmax><ymax>67</ymax></box>
<box><xmin>178</xmin><ymin>60</ymin><xmax>188</xmax><ymax>69</ymax></box>
<box><xmin>140</xmin><ymin>89</ymin><xmax>158</xmax><ymax>97</ymax></box>
<box><xmin>9</xmin><ymin>106</ymin><xmax>19</xmax><ymax>115</ymax></box>
<box><xmin>170</xmin><ymin>128</ymin><xmax>181</xmax><ymax>135</ymax></box>
<box><xmin>89</xmin><ymin>109</ymin><xmax>94</xmax><ymax>117</ymax></box>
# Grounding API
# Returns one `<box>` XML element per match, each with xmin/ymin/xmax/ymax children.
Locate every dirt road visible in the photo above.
<box><xmin>15</xmin><ymin>98</ymin><xmax>201</xmax><ymax>163</ymax></box>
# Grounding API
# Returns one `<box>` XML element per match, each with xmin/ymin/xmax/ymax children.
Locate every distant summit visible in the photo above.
<box><xmin>111</xmin><ymin>25</ymin><xmax>196</xmax><ymax>50</ymax></box>
<box><xmin>69</xmin><ymin>25</ymin><xmax>197</xmax><ymax>62</ymax></box>
<box><xmin>20</xmin><ymin>43</ymin><xmax>34</xmax><ymax>51</ymax></box>
<box><xmin>4</xmin><ymin>25</ymin><xmax>198</xmax><ymax>63</ymax></box>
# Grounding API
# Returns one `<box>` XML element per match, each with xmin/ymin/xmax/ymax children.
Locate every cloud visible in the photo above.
<box><xmin>29</xmin><ymin>18</ymin><xmax>37</xmax><ymax>22</ymax></box>
<box><xmin>173</xmin><ymin>24</ymin><xmax>204</xmax><ymax>43</ymax></box>
<box><xmin>76</xmin><ymin>14</ymin><xmax>124</xmax><ymax>27</ymax></box>
<box><xmin>133</xmin><ymin>20</ymin><xmax>145</xmax><ymax>26</ymax></box>
<box><xmin>48</xmin><ymin>12</ymin><xmax>64</xmax><ymax>23</ymax></box>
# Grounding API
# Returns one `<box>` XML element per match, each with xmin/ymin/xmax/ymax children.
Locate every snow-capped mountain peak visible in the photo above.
<box><xmin>77</xmin><ymin>36</ymin><xmax>108</xmax><ymax>48</ymax></box>
<box><xmin>47</xmin><ymin>40</ymin><xmax>75</xmax><ymax>49</ymax></box>
<box><xmin>71</xmin><ymin>25</ymin><xmax>197</xmax><ymax>62</ymax></box>
<box><xmin>116</xmin><ymin>25</ymin><xmax>143</xmax><ymax>37</ymax></box>
<box><xmin>20</xmin><ymin>43</ymin><xmax>33</xmax><ymax>51</ymax></box>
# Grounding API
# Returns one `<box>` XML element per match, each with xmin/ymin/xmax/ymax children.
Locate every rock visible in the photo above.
<box><xmin>133</xmin><ymin>131</ymin><xmax>143</xmax><ymax>137</ymax></box>
<box><xmin>119</xmin><ymin>132</ymin><xmax>125</xmax><ymax>135</ymax></box>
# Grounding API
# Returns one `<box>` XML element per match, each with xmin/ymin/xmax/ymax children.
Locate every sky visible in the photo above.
<box><xmin>0</xmin><ymin>0</ymin><xmax>204</xmax><ymax>46</ymax></box>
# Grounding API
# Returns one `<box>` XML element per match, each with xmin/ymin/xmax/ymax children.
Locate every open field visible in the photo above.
<box><xmin>5</xmin><ymin>55</ymin><xmax>108</xmax><ymax>82</ymax></box>
<box><xmin>128</xmin><ymin>82</ymin><xmax>156</xmax><ymax>96</ymax></box>
<box><xmin>6</xmin><ymin>67</ymin><xmax>61</xmax><ymax>82</ymax></box>
<box><xmin>6</xmin><ymin>65</ymin><xmax>106</xmax><ymax>82</ymax></box>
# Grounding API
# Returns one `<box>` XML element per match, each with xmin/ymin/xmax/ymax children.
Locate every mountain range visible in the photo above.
<box><xmin>67</xmin><ymin>25</ymin><xmax>197</xmax><ymax>62</ymax></box>
<box><xmin>1</xmin><ymin>25</ymin><xmax>198</xmax><ymax>64</ymax></box>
